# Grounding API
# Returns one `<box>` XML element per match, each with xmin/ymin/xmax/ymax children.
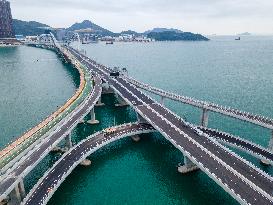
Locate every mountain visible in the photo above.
<box><xmin>147</xmin><ymin>31</ymin><xmax>209</xmax><ymax>41</ymax></box>
<box><xmin>144</xmin><ymin>28</ymin><xmax>183</xmax><ymax>34</ymax></box>
<box><xmin>67</xmin><ymin>20</ymin><xmax>113</xmax><ymax>36</ymax></box>
<box><xmin>13</xmin><ymin>19</ymin><xmax>50</xmax><ymax>36</ymax></box>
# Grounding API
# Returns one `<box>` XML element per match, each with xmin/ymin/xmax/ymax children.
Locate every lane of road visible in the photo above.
<box><xmin>199</xmin><ymin>127</ymin><xmax>273</xmax><ymax>163</ymax></box>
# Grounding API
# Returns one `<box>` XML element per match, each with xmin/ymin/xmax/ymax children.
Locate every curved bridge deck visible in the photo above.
<box><xmin>199</xmin><ymin>127</ymin><xmax>273</xmax><ymax>164</ymax></box>
<box><xmin>66</xmin><ymin>47</ymin><xmax>273</xmax><ymax>204</ymax></box>
<box><xmin>0</xmin><ymin>67</ymin><xmax>102</xmax><ymax>202</ymax></box>
<box><xmin>126</xmin><ymin>77</ymin><xmax>273</xmax><ymax>130</ymax></box>
<box><xmin>23</xmin><ymin>123</ymin><xmax>155</xmax><ymax>205</ymax></box>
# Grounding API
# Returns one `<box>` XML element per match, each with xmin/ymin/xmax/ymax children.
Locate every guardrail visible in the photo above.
<box><xmin>126</xmin><ymin>76</ymin><xmax>273</xmax><ymax>130</ymax></box>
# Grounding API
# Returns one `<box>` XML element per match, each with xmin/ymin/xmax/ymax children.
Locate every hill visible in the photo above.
<box><xmin>67</xmin><ymin>20</ymin><xmax>113</xmax><ymax>36</ymax></box>
<box><xmin>145</xmin><ymin>28</ymin><xmax>183</xmax><ymax>34</ymax></box>
<box><xmin>13</xmin><ymin>19</ymin><xmax>50</xmax><ymax>36</ymax></box>
<box><xmin>147</xmin><ymin>31</ymin><xmax>209</xmax><ymax>41</ymax></box>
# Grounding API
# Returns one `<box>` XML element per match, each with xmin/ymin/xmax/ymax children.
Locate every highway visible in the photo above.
<box><xmin>68</xmin><ymin>47</ymin><xmax>273</xmax><ymax>205</ymax></box>
<box><xmin>0</xmin><ymin>72</ymin><xmax>102</xmax><ymax>202</ymax></box>
<box><xmin>23</xmin><ymin>123</ymin><xmax>155</xmax><ymax>205</ymax></box>
<box><xmin>199</xmin><ymin>127</ymin><xmax>273</xmax><ymax>164</ymax></box>
<box><xmin>126</xmin><ymin>77</ymin><xmax>273</xmax><ymax>130</ymax></box>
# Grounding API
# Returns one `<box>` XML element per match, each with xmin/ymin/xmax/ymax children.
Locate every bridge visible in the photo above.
<box><xmin>22</xmin><ymin>123</ymin><xmax>155</xmax><ymax>205</ymax></box>
<box><xmin>0</xmin><ymin>37</ymin><xmax>273</xmax><ymax>205</ymax></box>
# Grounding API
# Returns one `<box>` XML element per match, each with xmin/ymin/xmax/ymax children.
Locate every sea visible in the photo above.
<box><xmin>1</xmin><ymin>35</ymin><xmax>273</xmax><ymax>205</ymax></box>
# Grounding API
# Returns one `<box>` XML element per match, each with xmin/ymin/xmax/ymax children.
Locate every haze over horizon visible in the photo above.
<box><xmin>8</xmin><ymin>0</ymin><xmax>273</xmax><ymax>35</ymax></box>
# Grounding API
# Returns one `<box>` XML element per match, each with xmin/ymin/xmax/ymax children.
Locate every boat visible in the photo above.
<box><xmin>82</xmin><ymin>40</ymin><xmax>98</xmax><ymax>44</ymax></box>
<box><xmin>235</xmin><ymin>37</ymin><xmax>241</xmax><ymax>40</ymax></box>
<box><xmin>106</xmin><ymin>41</ymin><xmax>114</xmax><ymax>45</ymax></box>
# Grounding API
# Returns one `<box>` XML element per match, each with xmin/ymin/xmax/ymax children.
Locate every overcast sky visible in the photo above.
<box><xmin>8</xmin><ymin>0</ymin><xmax>273</xmax><ymax>35</ymax></box>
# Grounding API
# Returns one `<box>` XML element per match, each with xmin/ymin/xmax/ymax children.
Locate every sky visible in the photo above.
<box><xmin>8</xmin><ymin>0</ymin><xmax>273</xmax><ymax>35</ymax></box>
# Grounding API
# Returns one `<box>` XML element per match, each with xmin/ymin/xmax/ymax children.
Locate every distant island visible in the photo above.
<box><xmin>12</xmin><ymin>19</ymin><xmax>209</xmax><ymax>42</ymax></box>
<box><xmin>237</xmin><ymin>32</ymin><xmax>251</xmax><ymax>36</ymax></box>
<box><xmin>147</xmin><ymin>31</ymin><xmax>209</xmax><ymax>41</ymax></box>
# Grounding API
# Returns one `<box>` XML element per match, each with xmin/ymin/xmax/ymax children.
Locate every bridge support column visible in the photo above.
<box><xmin>80</xmin><ymin>159</ymin><xmax>92</xmax><ymax>166</ymax></box>
<box><xmin>178</xmin><ymin>156</ymin><xmax>199</xmax><ymax>174</ymax></box>
<box><xmin>87</xmin><ymin>108</ymin><xmax>99</xmax><ymax>125</ymax></box>
<box><xmin>261</xmin><ymin>130</ymin><xmax>273</xmax><ymax>165</ymax></box>
<box><xmin>137</xmin><ymin>113</ymin><xmax>147</xmax><ymax>123</ymax></box>
<box><xmin>95</xmin><ymin>96</ymin><xmax>105</xmax><ymax>107</ymax></box>
<box><xmin>160</xmin><ymin>96</ymin><xmax>165</xmax><ymax>105</ymax></box>
<box><xmin>115</xmin><ymin>94</ymin><xmax>128</xmax><ymax>107</ymax></box>
<box><xmin>102</xmin><ymin>83</ymin><xmax>114</xmax><ymax>94</ymax></box>
<box><xmin>131</xmin><ymin>135</ymin><xmax>141</xmax><ymax>142</ymax></box>
<box><xmin>65</xmin><ymin>133</ymin><xmax>72</xmax><ymax>150</ymax></box>
<box><xmin>200</xmin><ymin>108</ymin><xmax>209</xmax><ymax>127</ymax></box>
<box><xmin>7</xmin><ymin>180</ymin><xmax>25</xmax><ymax>205</ymax></box>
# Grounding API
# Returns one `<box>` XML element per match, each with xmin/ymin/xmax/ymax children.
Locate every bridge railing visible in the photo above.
<box><xmin>22</xmin><ymin>123</ymin><xmax>155</xmax><ymax>205</ymax></box>
<box><xmin>126</xmin><ymin>76</ymin><xmax>273</xmax><ymax>130</ymax></box>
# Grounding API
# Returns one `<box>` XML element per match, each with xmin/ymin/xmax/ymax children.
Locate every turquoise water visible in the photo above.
<box><xmin>1</xmin><ymin>37</ymin><xmax>273</xmax><ymax>204</ymax></box>
<box><xmin>0</xmin><ymin>46</ymin><xmax>77</xmax><ymax>148</ymax></box>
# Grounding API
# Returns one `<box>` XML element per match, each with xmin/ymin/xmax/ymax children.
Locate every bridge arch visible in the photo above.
<box><xmin>23</xmin><ymin>123</ymin><xmax>156</xmax><ymax>205</ymax></box>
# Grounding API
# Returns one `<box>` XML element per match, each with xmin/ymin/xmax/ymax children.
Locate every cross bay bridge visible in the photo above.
<box><xmin>1</xmin><ymin>36</ymin><xmax>273</xmax><ymax>205</ymax></box>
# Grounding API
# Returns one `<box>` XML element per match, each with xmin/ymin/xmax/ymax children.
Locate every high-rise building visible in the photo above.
<box><xmin>0</xmin><ymin>0</ymin><xmax>14</xmax><ymax>38</ymax></box>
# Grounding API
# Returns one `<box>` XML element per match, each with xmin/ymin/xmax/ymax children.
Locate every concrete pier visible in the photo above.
<box><xmin>137</xmin><ymin>113</ymin><xmax>147</xmax><ymax>123</ymax></box>
<box><xmin>95</xmin><ymin>96</ymin><xmax>105</xmax><ymax>107</ymax></box>
<box><xmin>160</xmin><ymin>96</ymin><xmax>165</xmax><ymax>105</ymax></box>
<box><xmin>131</xmin><ymin>135</ymin><xmax>141</xmax><ymax>142</ymax></box>
<box><xmin>102</xmin><ymin>83</ymin><xmax>114</xmax><ymax>94</ymax></box>
<box><xmin>201</xmin><ymin>108</ymin><xmax>209</xmax><ymax>127</ymax></box>
<box><xmin>87</xmin><ymin>108</ymin><xmax>99</xmax><ymax>125</ymax></box>
<box><xmin>7</xmin><ymin>180</ymin><xmax>25</xmax><ymax>205</ymax></box>
<box><xmin>80</xmin><ymin>159</ymin><xmax>92</xmax><ymax>166</ymax></box>
<box><xmin>261</xmin><ymin>130</ymin><xmax>273</xmax><ymax>165</ymax></box>
<box><xmin>115</xmin><ymin>94</ymin><xmax>128</xmax><ymax>107</ymax></box>
<box><xmin>79</xmin><ymin>119</ymin><xmax>85</xmax><ymax>124</ymax></box>
<box><xmin>65</xmin><ymin>133</ymin><xmax>72</xmax><ymax>150</ymax></box>
<box><xmin>178</xmin><ymin>156</ymin><xmax>199</xmax><ymax>174</ymax></box>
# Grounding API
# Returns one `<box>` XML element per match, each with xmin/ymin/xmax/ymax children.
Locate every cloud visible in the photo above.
<box><xmin>8</xmin><ymin>0</ymin><xmax>273</xmax><ymax>34</ymax></box>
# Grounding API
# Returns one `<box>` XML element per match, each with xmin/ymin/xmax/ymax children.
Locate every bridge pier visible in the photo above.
<box><xmin>65</xmin><ymin>133</ymin><xmax>72</xmax><ymax>150</ymax></box>
<box><xmin>7</xmin><ymin>180</ymin><xmax>25</xmax><ymax>205</ymax></box>
<box><xmin>137</xmin><ymin>113</ymin><xmax>147</xmax><ymax>123</ymax></box>
<box><xmin>95</xmin><ymin>96</ymin><xmax>105</xmax><ymax>107</ymax></box>
<box><xmin>261</xmin><ymin>130</ymin><xmax>273</xmax><ymax>165</ymax></box>
<box><xmin>178</xmin><ymin>156</ymin><xmax>199</xmax><ymax>174</ymax></box>
<box><xmin>80</xmin><ymin>159</ymin><xmax>92</xmax><ymax>166</ymax></box>
<box><xmin>115</xmin><ymin>94</ymin><xmax>128</xmax><ymax>107</ymax></box>
<box><xmin>87</xmin><ymin>108</ymin><xmax>99</xmax><ymax>125</ymax></box>
<box><xmin>131</xmin><ymin>135</ymin><xmax>141</xmax><ymax>142</ymax></box>
<box><xmin>200</xmin><ymin>108</ymin><xmax>209</xmax><ymax>127</ymax></box>
<box><xmin>160</xmin><ymin>96</ymin><xmax>165</xmax><ymax>105</ymax></box>
<box><xmin>102</xmin><ymin>83</ymin><xmax>114</xmax><ymax>94</ymax></box>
